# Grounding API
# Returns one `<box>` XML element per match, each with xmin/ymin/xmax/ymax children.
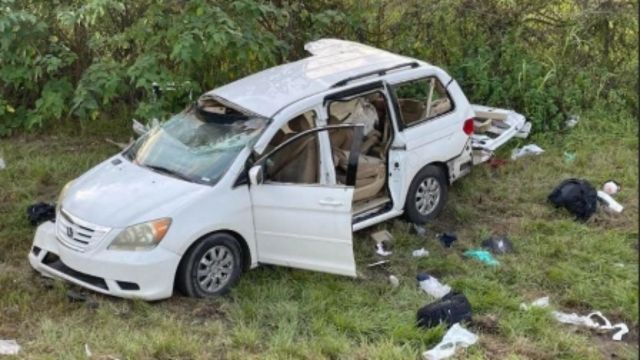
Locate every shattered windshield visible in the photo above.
<box><xmin>124</xmin><ymin>104</ymin><xmax>267</xmax><ymax>185</ymax></box>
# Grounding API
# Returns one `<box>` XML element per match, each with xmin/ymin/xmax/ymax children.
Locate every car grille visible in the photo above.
<box><xmin>56</xmin><ymin>209</ymin><xmax>110</xmax><ymax>252</ymax></box>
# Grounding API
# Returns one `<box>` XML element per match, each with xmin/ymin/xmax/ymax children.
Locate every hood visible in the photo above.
<box><xmin>61</xmin><ymin>155</ymin><xmax>209</xmax><ymax>228</ymax></box>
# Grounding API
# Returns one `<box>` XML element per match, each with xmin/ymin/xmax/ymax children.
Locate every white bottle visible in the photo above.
<box><xmin>417</xmin><ymin>273</ymin><xmax>451</xmax><ymax>299</ymax></box>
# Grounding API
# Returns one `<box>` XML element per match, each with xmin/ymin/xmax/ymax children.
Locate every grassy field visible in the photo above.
<box><xmin>0</xmin><ymin>110</ymin><xmax>637</xmax><ymax>359</ymax></box>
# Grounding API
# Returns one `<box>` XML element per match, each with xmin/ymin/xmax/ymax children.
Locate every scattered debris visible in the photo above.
<box><xmin>412</xmin><ymin>248</ymin><xmax>429</xmax><ymax>257</ymax></box>
<box><xmin>417</xmin><ymin>273</ymin><xmax>451</xmax><ymax>299</ymax></box>
<box><xmin>511</xmin><ymin>144</ymin><xmax>544</xmax><ymax>160</ymax></box>
<box><xmin>375</xmin><ymin>242</ymin><xmax>392</xmax><ymax>256</ymax></box>
<box><xmin>548</xmin><ymin>178</ymin><xmax>598</xmax><ymax>221</ymax></box>
<box><xmin>602</xmin><ymin>180</ymin><xmax>621</xmax><ymax>195</ymax></box>
<box><xmin>563</xmin><ymin>151</ymin><xmax>576</xmax><ymax>164</ymax></box>
<box><xmin>565</xmin><ymin>114</ymin><xmax>579</xmax><ymax>128</ymax></box>
<box><xmin>422</xmin><ymin>323</ymin><xmax>478</xmax><ymax>360</ymax></box>
<box><xmin>26</xmin><ymin>202</ymin><xmax>56</xmax><ymax>226</ymax></box>
<box><xmin>388</xmin><ymin>275</ymin><xmax>400</xmax><ymax>288</ymax></box>
<box><xmin>85</xmin><ymin>343</ymin><xmax>93</xmax><ymax>358</ymax></box>
<box><xmin>366</xmin><ymin>260</ymin><xmax>390</xmax><ymax>268</ymax></box>
<box><xmin>519</xmin><ymin>296</ymin><xmax>550</xmax><ymax>310</ymax></box>
<box><xmin>597</xmin><ymin>191</ymin><xmax>624</xmax><ymax>213</ymax></box>
<box><xmin>552</xmin><ymin>311</ymin><xmax>628</xmax><ymax>341</ymax></box>
<box><xmin>411</xmin><ymin>223</ymin><xmax>428</xmax><ymax>238</ymax></box>
<box><xmin>515</xmin><ymin>122</ymin><xmax>532</xmax><ymax>138</ymax></box>
<box><xmin>0</xmin><ymin>340</ymin><xmax>21</xmax><ymax>355</ymax></box>
<box><xmin>417</xmin><ymin>292</ymin><xmax>472</xmax><ymax>329</ymax></box>
<box><xmin>0</xmin><ymin>157</ymin><xmax>5</xmax><ymax>170</ymax></box>
<box><xmin>438</xmin><ymin>233</ymin><xmax>457</xmax><ymax>248</ymax></box>
<box><xmin>481</xmin><ymin>236</ymin><xmax>514</xmax><ymax>254</ymax></box>
<box><xmin>371</xmin><ymin>230</ymin><xmax>393</xmax><ymax>256</ymax></box>
<box><xmin>614</xmin><ymin>262</ymin><xmax>625</xmax><ymax>268</ymax></box>
<box><xmin>464</xmin><ymin>249</ymin><xmax>499</xmax><ymax>266</ymax></box>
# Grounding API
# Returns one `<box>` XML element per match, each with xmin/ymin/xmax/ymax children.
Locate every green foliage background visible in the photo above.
<box><xmin>0</xmin><ymin>0</ymin><xmax>637</xmax><ymax>136</ymax></box>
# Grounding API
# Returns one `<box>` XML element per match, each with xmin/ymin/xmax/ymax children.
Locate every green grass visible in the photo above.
<box><xmin>0</xmin><ymin>110</ymin><xmax>637</xmax><ymax>359</ymax></box>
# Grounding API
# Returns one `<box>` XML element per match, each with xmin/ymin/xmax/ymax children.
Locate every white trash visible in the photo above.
<box><xmin>412</xmin><ymin>248</ymin><xmax>429</xmax><ymax>257</ymax></box>
<box><xmin>602</xmin><ymin>181</ymin><xmax>621</xmax><ymax>195</ymax></box>
<box><xmin>0</xmin><ymin>340</ymin><xmax>21</xmax><ymax>355</ymax></box>
<box><xmin>597</xmin><ymin>191</ymin><xmax>624</xmax><ymax>213</ymax></box>
<box><xmin>511</xmin><ymin>144</ymin><xmax>544</xmax><ymax>160</ymax></box>
<box><xmin>417</xmin><ymin>273</ymin><xmax>451</xmax><ymax>299</ymax></box>
<box><xmin>519</xmin><ymin>296</ymin><xmax>550</xmax><ymax>310</ymax></box>
<box><xmin>375</xmin><ymin>242</ymin><xmax>392</xmax><ymax>257</ymax></box>
<box><xmin>552</xmin><ymin>310</ymin><xmax>628</xmax><ymax>341</ymax></box>
<box><xmin>388</xmin><ymin>275</ymin><xmax>400</xmax><ymax>288</ymax></box>
<box><xmin>423</xmin><ymin>323</ymin><xmax>478</xmax><ymax>360</ymax></box>
<box><xmin>565</xmin><ymin>115</ymin><xmax>579</xmax><ymax>128</ymax></box>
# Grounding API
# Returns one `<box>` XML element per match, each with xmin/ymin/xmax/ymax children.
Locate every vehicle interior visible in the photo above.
<box><xmin>395</xmin><ymin>77</ymin><xmax>453</xmax><ymax>126</ymax></box>
<box><xmin>327</xmin><ymin>91</ymin><xmax>394</xmax><ymax>215</ymax></box>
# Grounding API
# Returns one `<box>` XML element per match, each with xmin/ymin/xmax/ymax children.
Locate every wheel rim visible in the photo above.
<box><xmin>415</xmin><ymin>177</ymin><xmax>441</xmax><ymax>216</ymax></box>
<box><xmin>196</xmin><ymin>245</ymin><xmax>234</xmax><ymax>293</ymax></box>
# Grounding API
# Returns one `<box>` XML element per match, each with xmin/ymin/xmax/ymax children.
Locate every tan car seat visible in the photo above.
<box><xmin>267</xmin><ymin>115</ymin><xmax>318</xmax><ymax>183</ymax></box>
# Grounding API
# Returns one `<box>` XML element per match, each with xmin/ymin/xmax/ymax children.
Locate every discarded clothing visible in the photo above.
<box><xmin>417</xmin><ymin>273</ymin><xmax>451</xmax><ymax>299</ymax></box>
<box><xmin>422</xmin><ymin>323</ymin><xmax>478</xmax><ymax>360</ymax></box>
<box><xmin>511</xmin><ymin>144</ymin><xmax>544</xmax><ymax>160</ymax></box>
<box><xmin>597</xmin><ymin>190</ymin><xmax>624</xmax><ymax>213</ymax></box>
<box><xmin>464</xmin><ymin>249</ymin><xmax>499</xmax><ymax>266</ymax></box>
<box><xmin>416</xmin><ymin>292</ymin><xmax>471</xmax><ymax>328</ymax></box>
<box><xmin>26</xmin><ymin>202</ymin><xmax>56</xmax><ymax>226</ymax></box>
<box><xmin>548</xmin><ymin>178</ymin><xmax>598</xmax><ymax>221</ymax></box>
<box><xmin>481</xmin><ymin>236</ymin><xmax>514</xmax><ymax>254</ymax></box>
<box><xmin>412</xmin><ymin>248</ymin><xmax>429</xmax><ymax>257</ymax></box>
<box><xmin>552</xmin><ymin>311</ymin><xmax>628</xmax><ymax>341</ymax></box>
<box><xmin>0</xmin><ymin>340</ymin><xmax>20</xmax><ymax>355</ymax></box>
<box><xmin>602</xmin><ymin>180</ymin><xmax>621</xmax><ymax>195</ymax></box>
<box><xmin>438</xmin><ymin>233</ymin><xmax>457</xmax><ymax>248</ymax></box>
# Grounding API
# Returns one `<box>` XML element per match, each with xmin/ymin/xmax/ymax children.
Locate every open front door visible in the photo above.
<box><xmin>249</xmin><ymin>125</ymin><xmax>362</xmax><ymax>276</ymax></box>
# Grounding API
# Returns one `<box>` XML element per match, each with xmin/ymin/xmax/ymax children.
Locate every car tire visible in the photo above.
<box><xmin>404</xmin><ymin>165</ymin><xmax>448</xmax><ymax>224</ymax></box>
<box><xmin>176</xmin><ymin>233</ymin><xmax>243</xmax><ymax>298</ymax></box>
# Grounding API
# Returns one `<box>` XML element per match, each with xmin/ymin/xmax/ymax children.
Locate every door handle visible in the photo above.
<box><xmin>319</xmin><ymin>199</ymin><xmax>342</xmax><ymax>207</ymax></box>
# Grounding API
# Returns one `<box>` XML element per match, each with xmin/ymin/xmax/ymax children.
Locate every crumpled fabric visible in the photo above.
<box><xmin>463</xmin><ymin>249</ymin><xmax>499</xmax><ymax>266</ymax></box>
<box><xmin>422</xmin><ymin>323</ymin><xmax>478</xmax><ymax>360</ymax></box>
<box><xmin>552</xmin><ymin>311</ymin><xmax>629</xmax><ymax>341</ymax></box>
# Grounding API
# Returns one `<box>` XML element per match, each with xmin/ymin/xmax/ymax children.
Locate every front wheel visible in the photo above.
<box><xmin>176</xmin><ymin>233</ymin><xmax>243</xmax><ymax>298</ymax></box>
<box><xmin>404</xmin><ymin>165</ymin><xmax>448</xmax><ymax>224</ymax></box>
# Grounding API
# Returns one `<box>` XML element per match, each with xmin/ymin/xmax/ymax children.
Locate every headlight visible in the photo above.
<box><xmin>56</xmin><ymin>180</ymin><xmax>75</xmax><ymax>215</ymax></box>
<box><xmin>108</xmin><ymin>218</ymin><xmax>172</xmax><ymax>251</ymax></box>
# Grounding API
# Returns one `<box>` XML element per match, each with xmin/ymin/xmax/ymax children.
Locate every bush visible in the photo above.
<box><xmin>0</xmin><ymin>0</ymin><xmax>637</xmax><ymax>136</ymax></box>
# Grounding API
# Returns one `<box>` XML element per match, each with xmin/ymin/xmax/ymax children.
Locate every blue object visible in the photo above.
<box><xmin>439</xmin><ymin>233</ymin><xmax>457</xmax><ymax>248</ymax></box>
<box><xmin>464</xmin><ymin>249</ymin><xmax>500</xmax><ymax>266</ymax></box>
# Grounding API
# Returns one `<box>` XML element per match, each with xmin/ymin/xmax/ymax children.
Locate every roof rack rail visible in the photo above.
<box><xmin>331</xmin><ymin>61</ymin><xmax>419</xmax><ymax>88</ymax></box>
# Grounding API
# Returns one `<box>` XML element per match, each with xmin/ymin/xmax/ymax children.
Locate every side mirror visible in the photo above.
<box><xmin>248</xmin><ymin>165</ymin><xmax>264</xmax><ymax>186</ymax></box>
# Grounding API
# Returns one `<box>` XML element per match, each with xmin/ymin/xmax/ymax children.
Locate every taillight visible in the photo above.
<box><xmin>463</xmin><ymin>118</ymin><xmax>474</xmax><ymax>135</ymax></box>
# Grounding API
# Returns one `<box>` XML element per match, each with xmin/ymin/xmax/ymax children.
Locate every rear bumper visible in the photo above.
<box><xmin>28</xmin><ymin>222</ymin><xmax>180</xmax><ymax>300</ymax></box>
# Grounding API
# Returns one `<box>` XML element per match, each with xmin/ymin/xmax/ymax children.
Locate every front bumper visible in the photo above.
<box><xmin>28</xmin><ymin>222</ymin><xmax>180</xmax><ymax>300</ymax></box>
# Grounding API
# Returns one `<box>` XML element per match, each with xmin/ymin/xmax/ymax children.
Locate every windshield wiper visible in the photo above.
<box><xmin>144</xmin><ymin>164</ymin><xmax>194</xmax><ymax>182</ymax></box>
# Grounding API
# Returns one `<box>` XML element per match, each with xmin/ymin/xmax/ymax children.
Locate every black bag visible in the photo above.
<box><xmin>416</xmin><ymin>292</ymin><xmax>472</xmax><ymax>328</ymax></box>
<box><xmin>548</xmin><ymin>178</ymin><xmax>597</xmax><ymax>221</ymax></box>
<box><xmin>26</xmin><ymin>202</ymin><xmax>56</xmax><ymax>226</ymax></box>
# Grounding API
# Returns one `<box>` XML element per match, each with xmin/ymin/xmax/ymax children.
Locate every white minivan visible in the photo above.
<box><xmin>29</xmin><ymin>39</ymin><xmax>529</xmax><ymax>300</ymax></box>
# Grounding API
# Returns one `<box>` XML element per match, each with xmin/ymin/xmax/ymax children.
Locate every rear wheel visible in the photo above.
<box><xmin>404</xmin><ymin>165</ymin><xmax>448</xmax><ymax>224</ymax></box>
<box><xmin>176</xmin><ymin>233</ymin><xmax>243</xmax><ymax>298</ymax></box>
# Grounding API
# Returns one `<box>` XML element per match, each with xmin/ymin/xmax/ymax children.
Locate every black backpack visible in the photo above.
<box><xmin>416</xmin><ymin>292</ymin><xmax>472</xmax><ymax>328</ymax></box>
<box><xmin>548</xmin><ymin>178</ymin><xmax>598</xmax><ymax>221</ymax></box>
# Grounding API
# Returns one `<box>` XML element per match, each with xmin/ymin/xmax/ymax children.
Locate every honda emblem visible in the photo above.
<box><xmin>66</xmin><ymin>226</ymin><xmax>73</xmax><ymax>238</ymax></box>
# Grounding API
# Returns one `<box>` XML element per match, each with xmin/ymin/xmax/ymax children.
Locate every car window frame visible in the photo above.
<box><xmin>391</xmin><ymin>75</ymin><xmax>456</xmax><ymax>129</ymax></box>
